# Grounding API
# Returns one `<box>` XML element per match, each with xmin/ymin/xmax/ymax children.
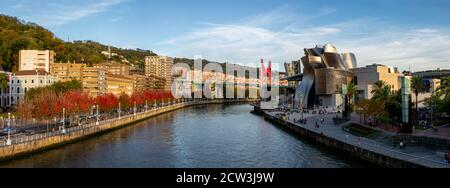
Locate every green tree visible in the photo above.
<box><xmin>119</xmin><ymin>93</ymin><xmax>131</xmax><ymax>110</ymax></box>
<box><xmin>0</xmin><ymin>15</ymin><xmax>157</xmax><ymax>72</ymax></box>
<box><xmin>371</xmin><ymin>80</ymin><xmax>400</xmax><ymax>118</ymax></box>
<box><xmin>25</xmin><ymin>80</ymin><xmax>82</xmax><ymax>100</ymax></box>
<box><xmin>371</xmin><ymin>80</ymin><xmax>387</xmax><ymax>97</ymax></box>
<box><xmin>439</xmin><ymin>75</ymin><xmax>450</xmax><ymax>100</ymax></box>
<box><xmin>0</xmin><ymin>73</ymin><xmax>9</xmax><ymax>92</ymax></box>
<box><xmin>50</xmin><ymin>79</ymin><xmax>82</xmax><ymax>94</ymax></box>
<box><xmin>347</xmin><ymin>82</ymin><xmax>357</xmax><ymax>107</ymax></box>
<box><xmin>371</xmin><ymin>80</ymin><xmax>391</xmax><ymax>103</ymax></box>
<box><xmin>355</xmin><ymin>99</ymin><xmax>386</xmax><ymax>125</ymax></box>
<box><xmin>411</xmin><ymin>76</ymin><xmax>424</xmax><ymax>122</ymax></box>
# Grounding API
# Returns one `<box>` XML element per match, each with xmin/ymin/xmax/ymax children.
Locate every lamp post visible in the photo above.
<box><xmin>6</xmin><ymin>113</ymin><xmax>11</xmax><ymax>145</ymax></box>
<box><xmin>96</xmin><ymin>105</ymin><xmax>99</xmax><ymax>125</ymax></box>
<box><xmin>118</xmin><ymin>102</ymin><xmax>121</xmax><ymax>120</ymax></box>
<box><xmin>12</xmin><ymin>115</ymin><xmax>15</xmax><ymax>129</ymax></box>
<box><xmin>145</xmin><ymin>100</ymin><xmax>148</xmax><ymax>112</ymax></box>
<box><xmin>62</xmin><ymin>107</ymin><xmax>66</xmax><ymax>134</ymax></box>
<box><xmin>298</xmin><ymin>93</ymin><xmax>304</xmax><ymax>120</ymax></box>
<box><xmin>134</xmin><ymin>101</ymin><xmax>137</xmax><ymax>116</ymax></box>
<box><xmin>430</xmin><ymin>90</ymin><xmax>435</xmax><ymax>129</ymax></box>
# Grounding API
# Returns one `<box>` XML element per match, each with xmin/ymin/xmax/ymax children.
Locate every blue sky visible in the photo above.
<box><xmin>1</xmin><ymin>0</ymin><xmax>450</xmax><ymax>71</ymax></box>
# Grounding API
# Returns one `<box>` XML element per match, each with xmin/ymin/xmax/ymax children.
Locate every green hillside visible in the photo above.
<box><xmin>0</xmin><ymin>14</ymin><xmax>156</xmax><ymax>72</ymax></box>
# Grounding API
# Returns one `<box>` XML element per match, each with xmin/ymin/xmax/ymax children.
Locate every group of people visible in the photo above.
<box><xmin>293</xmin><ymin>118</ymin><xmax>307</xmax><ymax>124</ymax></box>
<box><xmin>314</xmin><ymin>117</ymin><xmax>325</xmax><ymax>129</ymax></box>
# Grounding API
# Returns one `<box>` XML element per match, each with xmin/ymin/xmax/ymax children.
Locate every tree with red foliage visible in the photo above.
<box><xmin>143</xmin><ymin>90</ymin><xmax>157</xmax><ymax>106</ymax></box>
<box><xmin>161</xmin><ymin>91</ymin><xmax>174</xmax><ymax>103</ymax></box>
<box><xmin>131</xmin><ymin>91</ymin><xmax>145</xmax><ymax>106</ymax></box>
<box><xmin>60</xmin><ymin>92</ymin><xmax>75</xmax><ymax>120</ymax></box>
<box><xmin>62</xmin><ymin>91</ymin><xmax>93</xmax><ymax>125</ymax></box>
<box><xmin>32</xmin><ymin>90</ymin><xmax>60</xmax><ymax>123</ymax></box>
<box><xmin>96</xmin><ymin>93</ymin><xmax>119</xmax><ymax>112</ymax></box>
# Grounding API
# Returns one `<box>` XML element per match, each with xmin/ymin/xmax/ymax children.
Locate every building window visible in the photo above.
<box><xmin>31</xmin><ymin>80</ymin><xmax>34</xmax><ymax>83</ymax></box>
<box><xmin>40</xmin><ymin>80</ymin><xmax>43</xmax><ymax>84</ymax></box>
<box><xmin>24</xmin><ymin>87</ymin><xmax>28</xmax><ymax>93</ymax></box>
<box><xmin>17</xmin><ymin>87</ymin><xmax>20</xmax><ymax>94</ymax></box>
<box><xmin>11</xmin><ymin>80</ymin><xmax>14</xmax><ymax>84</ymax></box>
<box><xmin>25</xmin><ymin>80</ymin><xmax>27</xmax><ymax>84</ymax></box>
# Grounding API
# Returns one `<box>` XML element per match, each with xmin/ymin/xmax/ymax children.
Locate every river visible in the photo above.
<box><xmin>0</xmin><ymin>104</ymin><xmax>364</xmax><ymax>168</ymax></box>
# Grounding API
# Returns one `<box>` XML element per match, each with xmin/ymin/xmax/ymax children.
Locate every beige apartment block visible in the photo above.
<box><xmin>50</xmin><ymin>62</ymin><xmax>87</xmax><ymax>81</ymax></box>
<box><xmin>106</xmin><ymin>73</ymin><xmax>133</xmax><ymax>96</ymax></box>
<box><xmin>131</xmin><ymin>73</ymin><xmax>151</xmax><ymax>92</ymax></box>
<box><xmin>19</xmin><ymin>50</ymin><xmax>55</xmax><ymax>72</ymax></box>
<box><xmin>351</xmin><ymin>64</ymin><xmax>404</xmax><ymax>101</ymax></box>
<box><xmin>145</xmin><ymin>56</ymin><xmax>173</xmax><ymax>91</ymax></box>
<box><xmin>82</xmin><ymin>67</ymin><xmax>107</xmax><ymax>97</ymax></box>
<box><xmin>93</xmin><ymin>62</ymin><xmax>131</xmax><ymax>76</ymax></box>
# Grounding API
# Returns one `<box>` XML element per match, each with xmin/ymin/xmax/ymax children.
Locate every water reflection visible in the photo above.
<box><xmin>0</xmin><ymin>104</ymin><xmax>364</xmax><ymax>168</ymax></box>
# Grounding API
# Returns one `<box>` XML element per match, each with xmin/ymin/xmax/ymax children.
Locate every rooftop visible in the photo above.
<box><xmin>15</xmin><ymin>69</ymin><xmax>49</xmax><ymax>76</ymax></box>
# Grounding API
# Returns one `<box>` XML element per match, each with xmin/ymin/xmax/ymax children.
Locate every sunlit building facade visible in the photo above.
<box><xmin>295</xmin><ymin>44</ymin><xmax>356</xmax><ymax>108</ymax></box>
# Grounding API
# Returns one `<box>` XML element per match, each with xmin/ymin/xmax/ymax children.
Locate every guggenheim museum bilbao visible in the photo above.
<box><xmin>284</xmin><ymin>43</ymin><xmax>406</xmax><ymax>109</ymax></box>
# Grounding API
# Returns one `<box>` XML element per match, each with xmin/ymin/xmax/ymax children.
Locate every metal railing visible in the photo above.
<box><xmin>267</xmin><ymin>111</ymin><xmax>450</xmax><ymax>168</ymax></box>
<box><xmin>0</xmin><ymin>99</ymin><xmax>255</xmax><ymax>148</ymax></box>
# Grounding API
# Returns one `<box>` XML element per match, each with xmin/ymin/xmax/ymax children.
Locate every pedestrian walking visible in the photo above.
<box><xmin>446</xmin><ymin>153</ymin><xmax>450</xmax><ymax>164</ymax></box>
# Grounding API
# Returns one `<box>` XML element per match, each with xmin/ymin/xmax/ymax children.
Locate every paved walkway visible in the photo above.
<box><xmin>416</xmin><ymin>125</ymin><xmax>450</xmax><ymax>139</ymax></box>
<box><xmin>265</xmin><ymin>110</ymin><xmax>450</xmax><ymax>168</ymax></box>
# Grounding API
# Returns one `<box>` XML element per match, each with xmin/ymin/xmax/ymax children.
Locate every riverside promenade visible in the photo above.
<box><xmin>255</xmin><ymin>107</ymin><xmax>450</xmax><ymax>168</ymax></box>
<box><xmin>0</xmin><ymin>99</ymin><xmax>257</xmax><ymax>162</ymax></box>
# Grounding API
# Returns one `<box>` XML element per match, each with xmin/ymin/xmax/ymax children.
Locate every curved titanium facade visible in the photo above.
<box><xmin>342</xmin><ymin>53</ymin><xmax>357</xmax><ymax>70</ymax></box>
<box><xmin>295</xmin><ymin>44</ymin><xmax>357</xmax><ymax>108</ymax></box>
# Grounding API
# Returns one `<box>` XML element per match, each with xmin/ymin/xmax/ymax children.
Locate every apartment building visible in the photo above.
<box><xmin>19</xmin><ymin>50</ymin><xmax>55</xmax><ymax>72</ymax></box>
<box><xmin>81</xmin><ymin>67</ymin><xmax>107</xmax><ymax>97</ymax></box>
<box><xmin>145</xmin><ymin>56</ymin><xmax>173</xmax><ymax>91</ymax></box>
<box><xmin>93</xmin><ymin>62</ymin><xmax>130</xmax><ymax>76</ymax></box>
<box><xmin>130</xmin><ymin>73</ymin><xmax>151</xmax><ymax>92</ymax></box>
<box><xmin>50</xmin><ymin>62</ymin><xmax>87</xmax><ymax>81</ymax></box>
<box><xmin>106</xmin><ymin>73</ymin><xmax>133</xmax><ymax>96</ymax></box>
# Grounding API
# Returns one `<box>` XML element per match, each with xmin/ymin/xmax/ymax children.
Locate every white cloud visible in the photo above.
<box><xmin>158</xmin><ymin>7</ymin><xmax>450</xmax><ymax>72</ymax></box>
<box><xmin>11</xmin><ymin>0</ymin><xmax>126</xmax><ymax>26</ymax></box>
<box><xmin>416</xmin><ymin>28</ymin><xmax>438</xmax><ymax>33</ymax></box>
<box><xmin>309</xmin><ymin>27</ymin><xmax>341</xmax><ymax>35</ymax></box>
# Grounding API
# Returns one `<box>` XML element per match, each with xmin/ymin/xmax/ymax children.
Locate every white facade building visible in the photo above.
<box><xmin>0</xmin><ymin>70</ymin><xmax>12</xmax><ymax>108</ymax></box>
<box><xmin>9</xmin><ymin>70</ymin><xmax>59</xmax><ymax>105</ymax></box>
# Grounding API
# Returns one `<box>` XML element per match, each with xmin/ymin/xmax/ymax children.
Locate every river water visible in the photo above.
<box><xmin>0</xmin><ymin>104</ymin><xmax>364</xmax><ymax>168</ymax></box>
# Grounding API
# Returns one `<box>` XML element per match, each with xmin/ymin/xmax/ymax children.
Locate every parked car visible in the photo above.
<box><xmin>24</xmin><ymin>129</ymin><xmax>35</xmax><ymax>136</ymax></box>
<box><xmin>1</xmin><ymin>128</ymin><xmax>17</xmax><ymax>135</ymax></box>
